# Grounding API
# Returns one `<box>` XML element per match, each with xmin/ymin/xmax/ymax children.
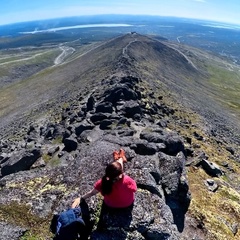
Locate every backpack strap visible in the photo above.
<box><xmin>50</xmin><ymin>214</ymin><xmax>60</xmax><ymax>234</ymax></box>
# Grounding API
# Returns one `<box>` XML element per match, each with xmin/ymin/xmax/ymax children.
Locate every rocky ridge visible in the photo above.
<box><xmin>0</xmin><ymin>72</ymin><xmax>198</xmax><ymax>239</ymax></box>
<box><xmin>0</xmin><ymin>33</ymin><xmax>239</xmax><ymax>240</ymax></box>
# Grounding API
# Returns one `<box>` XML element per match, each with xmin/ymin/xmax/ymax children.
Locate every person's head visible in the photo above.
<box><xmin>101</xmin><ymin>161</ymin><xmax>123</xmax><ymax>195</ymax></box>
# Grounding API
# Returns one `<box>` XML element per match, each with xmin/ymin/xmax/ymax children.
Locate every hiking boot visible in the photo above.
<box><xmin>113</xmin><ymin>150</ymin><xmax>120</xmax><ymax>160</ymax></box>
<box><xmin>119</xmin><ymin>148</ymin><xmax>127</xmax><ymax>162</ymax></box>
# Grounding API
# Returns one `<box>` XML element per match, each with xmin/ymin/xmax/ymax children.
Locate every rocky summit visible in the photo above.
<box><xmin>0</xmin><ymin>33</ymin><xmax>240</xmax><ymax>240</ymax></box>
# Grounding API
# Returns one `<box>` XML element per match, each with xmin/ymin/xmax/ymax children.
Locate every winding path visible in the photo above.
<box><xmin>54</xmin><ymin>46</ymin><xmax>75</xmax><ymax>65</ymax></box>
<box><xmin>0</xmin><ymin>51</ymin><xmax>51</xmax><ymax>66</ymax></box>
<box><xmin>122</xmin><ymin>39</ymin><xmax>138</xmax><ymax>56</ymax></box>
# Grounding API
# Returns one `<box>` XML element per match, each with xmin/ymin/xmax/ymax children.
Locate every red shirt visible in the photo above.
<box><xmin>94</xmin><ymin>175</ymin><xmax>137</xmax><ymax>208</ymax></box>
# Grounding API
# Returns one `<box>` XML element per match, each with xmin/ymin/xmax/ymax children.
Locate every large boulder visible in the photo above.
<box><xmin>103</xmin><ymin>85</ymin><xmax>139</xmax><ymax>105</ymax></box>
<box><xmin>74</xmin><ymin>121</ymin><xmax>94</xmax><ymax>136</ymax></box>
<box><xmin>95</xmin><ymin>101</ymin><xmax>113</xmax><ymax>114</ymax></box>
<box><xmin>86</xmin><ymin>96</ymin><xmax>95</xmax><ymax>112</ymax></box>
<box><xmin>63</xmin><ymin>136</ymin><xmax>78</xmax><ymax>152</ymax></box>
<box><xmin>140</xmin><ymin>129</ymin><xmax>185</xmax><ymax>156</ymax></box>
<box><xmin>1</xmin><ymin>149</ymin><xmax>42</xmax><ymax>177</ymax></box>
<box><xmin>91</xmin><ymin>190</ymin><xmax>180</xmax><ymax>240</ymax></box>
<box><xmin>123</xmin><ymin>100</ymin><xmax>142</xmax><ymax>118</ymax></box>
<box><xmin>158</xmin><ymin>152</ymin><xmax>190</xmax><ymax>203</ymax></box>
<box><xmin>198</xmin><ymin>159</ymin><xmax>223</xmax><ymax>177</ymax></box>
<box><xmin>158</xmin><ymin>151</ymin><xmax>191</xmax><ymax>231</ymax></box>
<box><xmin>90</xmin><ymin>113</ymin><xmax>109</xmax><ymax>124</ymax></box>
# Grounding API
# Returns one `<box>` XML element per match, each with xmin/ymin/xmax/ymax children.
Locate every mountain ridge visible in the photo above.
<box><xmin>0</xmin><ymin>33</ymin><xmax>210</xmax><ymax>135</ymax></box>
<box><xmin>0</xmin><ymin>33</ymin><xmax>240</xmax><ymax>239</ymax></box>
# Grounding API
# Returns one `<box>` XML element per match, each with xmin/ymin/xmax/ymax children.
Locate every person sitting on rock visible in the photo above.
<box><xmin>72</xmin><ymin>149</ymin><xmax>137</xmax><ymax>209</ymax></box>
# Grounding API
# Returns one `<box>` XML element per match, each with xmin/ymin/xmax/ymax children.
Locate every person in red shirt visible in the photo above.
<box><xmin>72</xmin><ymin>149</ymin><xmax>137</xmax><ymax>209</ymax></box>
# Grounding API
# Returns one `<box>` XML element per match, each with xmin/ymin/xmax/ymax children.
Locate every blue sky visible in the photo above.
<box><xmin>0</xmin><ymin>0</ymin><xmax>239</xmax><ymax>26</ymax></box>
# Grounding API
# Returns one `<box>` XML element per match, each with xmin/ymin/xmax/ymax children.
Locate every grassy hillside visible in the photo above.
<box><xmin>130</xmin><ymin>35</ymin><xmax>240</xmax><ymax>239</ymax></box>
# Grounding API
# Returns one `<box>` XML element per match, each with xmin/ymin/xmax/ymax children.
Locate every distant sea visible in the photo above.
<box><xmin>202</xmin><ymin>23</ymin><xmax>240</xmax><ymax>30</ymax></box>
<box><xmin>20</xmin><ymin>24</ymin><xmax>132</xmax><ymax>34</ymax></box>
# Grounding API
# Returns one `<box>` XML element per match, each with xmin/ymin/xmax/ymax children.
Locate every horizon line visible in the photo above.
<box><xmin>0</xmin><ymin>14</ymin><xmax>240</xmax><ymax>27</ymax></box>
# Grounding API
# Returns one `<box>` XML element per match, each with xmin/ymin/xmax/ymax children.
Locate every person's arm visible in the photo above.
<box><xmin>82</xmin><ymin>188</ymin><xmax>98</xmax><ymax>200</ymax></box>
<box><xmin>71</xmin><ymin>188</ymin><xmax>98</xmax><ymax>208</ymax></box>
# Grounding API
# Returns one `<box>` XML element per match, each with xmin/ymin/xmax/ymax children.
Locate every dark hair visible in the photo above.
<box><xmin>101</xmin><ymin>161</ymin><xmax>123</xmax><ymax>195</ymax></box>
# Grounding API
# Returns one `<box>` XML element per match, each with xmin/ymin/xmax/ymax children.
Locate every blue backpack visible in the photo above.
<box><xmin>50</xmin><ymin>208</ymin><xmax>85</xmax><ymax>240</ymax></box>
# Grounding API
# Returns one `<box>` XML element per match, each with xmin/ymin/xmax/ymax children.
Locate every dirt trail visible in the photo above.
<box><xmin>0</xmin><ymin>51</ymin><xmax>51</xmax><ymax>66</ymax></box>
<box><xmin>122</xmin><ymin>39</ymin><xmax>138</xmax><ymax>56</ymax></box>
<box><xmin>54</xmin><ymin>45</ymin><xmax>75</xmax><ymax>65</ymax></box>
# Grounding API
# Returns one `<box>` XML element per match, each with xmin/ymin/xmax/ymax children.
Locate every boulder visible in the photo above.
<box><xmin>140</xmin><ymin>131</ymin><xmax>165</xmax><ymax>143</ymax></box>
<box><xmin>158</xmin><ymin>151</ymin><xmax>191</xmax><ymax>231</ymax></box>
<box><xmin>95</xmin><ymin>101</ymin><xmax>113</xmax><ymax>113</ymax></box>
<box><xmin>48</xmin><ymin>146</ymin><xmax>60</xmax><ymax>156</ymax></box>
<box><xmin>162</xmin><ymin>133</ymin><xmax>185</xmax><ymax>156</ymax></box>
<box><xmin>204</xmin><ymin>179</ymin><xmax>219</xmax><ymax>192</ymax></box>
<box><xmin>91</xmin><ymin>190</ymin><xmax>180</xmax><ymax>240</ymax></box>
<box><xmin>1</xmin><ymin>149</ymin><xmax>42</xmax><ymax>177</ymax></box>
<box><xmin>99</xmin><ymin>119</ymin><xmax>114</xmax><ymax>130</ymax></box>
<box><xmin>130</xmin><ymin>141</ymin><xmax>157</xmax><ymax>155</ymax></box>
<box><xmin>140</xmin><ymin>129</ymin><xmax>184</xmax><ymax>156</ymax></box>
<box><xmin>129</xmin><ymin>168</ymin><xmax>163</xmax><ymax>198</ymax></box>
<box><xmin>63</xmin><ymin>136</ymin><xmax>78</xmax><ymax>152</ymax></box>
<box><xmin>158</xmin><ymin>152</ymin><xmax>184</xmax><ymax>198</ymax></box>
<box><xmin>130</xmin><ymin>155</ymin><xmax>161</xmax><ymax>184</ymax></box>
<box><xmin>123</xmin><ymin>100</ymin><xmax>142</xmax><ymax>118</ymax></box>
<box><xmin>226</xmin><ymin>146</ymin><xmax>235</xmax><ymax>155</ymax></box>
<box><xmin>199</xmin><ymin>159</ymin><xmax>223</xmax><ymax>177</ymax></box>
<box><xmin>118</xmin><ymin>129</ymin><xmax>136</xmax><ymax>137</ymax></box>
<box><xmin>90</xmin><ymin>113</ymin><xmax>109</xmax><ymax>124</ymax></box>
<box><xmin>86</xmin><ymin>96</ymin><xmax>95</xmax><ymax>111</ymax></box>
<box><xmin>74</xmin><ymin>121</ymin><xmax>94</xmax><ymax>136</ymax></box>
<box><xmin>103</xmin><ymin>85</ymin><xmax>139</xmax><ymax>105</ymax></box>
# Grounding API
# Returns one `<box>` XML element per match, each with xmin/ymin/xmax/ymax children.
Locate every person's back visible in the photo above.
<box><xmin>72</xmin><ymin>149</ymin><xmax>137</xmax><ymax>209</ymax></box>
<box><xmin>94</xmin><ymin>174</ymin><xmax>136</xmax><ymax>208</ymax></box>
